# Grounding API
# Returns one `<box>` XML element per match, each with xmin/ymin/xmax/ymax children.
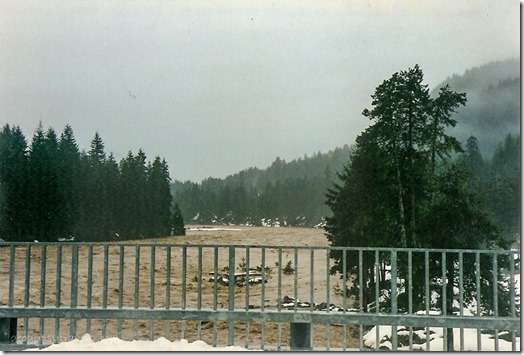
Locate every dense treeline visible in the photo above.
<box><xmin>173</xmin><ymin>146</ymin><xmax>351</xmax><ymax>226</ymax></box>
<box><xmin>0</xmin><ymin>123</ymin><xmax>184</xmax><ymax>242</ymax></box>
<box><xmin>459</xmin><ymin>134</ymin><xmax>520</xmax><ymax>241</ymax></box>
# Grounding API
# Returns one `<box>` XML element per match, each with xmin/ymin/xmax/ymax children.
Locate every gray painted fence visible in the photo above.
<box><xmin>0</xmin><ymin>242</ymin><xmax>520</xmax><ymax>351</ymax></box>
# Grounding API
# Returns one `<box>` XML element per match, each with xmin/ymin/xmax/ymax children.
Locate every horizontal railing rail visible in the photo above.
<box><xmin>0</xmin><ymin>306</ymin><xmax>519</xmax><ymax>329</ymax></box>
<box><xmin>0</xmin><ymin>241</ymin><xmax>520</xmax><ymax>351</ymax></box>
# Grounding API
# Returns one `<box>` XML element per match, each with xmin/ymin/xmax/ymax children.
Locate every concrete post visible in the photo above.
<box><xmin>0</xmin><ymin>318</ymin><xmax>17</xmax><ymax>344</ymax></box>
<box><xmin>290</xmin><ymin>322</ymin><xmax>312</xmax><ymax>351</ymax></box>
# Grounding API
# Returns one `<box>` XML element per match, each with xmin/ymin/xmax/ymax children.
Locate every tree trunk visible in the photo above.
<box><xmin>407</xmin><ymin>102</ymin><xmax>417</xmax><ymax>247</ymax></box>
<box><xmin>396</xmin><ymin>161</ymin><xmax>408</xmax><ymax>248</ymax></box>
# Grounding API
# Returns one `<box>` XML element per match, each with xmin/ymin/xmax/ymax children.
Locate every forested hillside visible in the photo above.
<box><xmin>432</xmin><ymin>58</ymin><xmax>520</xmax><ymax>157</ymax></box>
<box><xmin>174</xmin><ymin>59</ymin><xmax>520</xmax><ymax>236</ymax></box>
<box><xmin>0</xmin><ymin>123</ymin><xmax>183</xmax><ymax>242</ymax></box>
<box><xmin>459</xmin><ymin>134</ymin><xmax>520</xmax><ymax>241</ymax></box>
<box><xmin>173</xmin><ymin>145</ymin><xmax>351</xmax><ymax>227</ymax></box>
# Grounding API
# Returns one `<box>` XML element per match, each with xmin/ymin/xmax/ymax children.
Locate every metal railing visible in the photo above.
<box><xmin>0</xmin><ymin>242</ymin><xmax>520</xmax><ymax>351</ymax></box>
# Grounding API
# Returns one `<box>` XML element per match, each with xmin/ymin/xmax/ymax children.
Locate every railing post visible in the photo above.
<box><xmin>228</xmin><ymin>246</ymin><xmax>235</xmax><ymax>346</ymax></box>
<box><xmin>290</xmin><ymin>322</ymin><xmax>312</xmax><ymax>351</ymax></box>
<box><xmin>0</xmin><ymin>318</ymin><xmax>17</xmax><ymax>344</ymax></box>
<box><xmin>390</xmin><ymin>250</ymin><xmax>398</xmax><ymax>351</ymax></box>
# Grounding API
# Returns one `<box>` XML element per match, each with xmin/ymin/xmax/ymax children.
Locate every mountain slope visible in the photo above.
<box><xmin>172</xmin><ymin>145</ymin><xmax>352</xmax><ymax>226</ymax></box>
<box><xmin>432</xmin><ymin>58</ymin><xmax>520</xmax><ymax>157</ymax></box>
<box><xmin>172</xmin><ymin>59</ymin><xmax>520</xmax><ymax>228</ymax></box>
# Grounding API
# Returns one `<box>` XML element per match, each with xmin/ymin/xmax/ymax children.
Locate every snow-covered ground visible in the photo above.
<box><xmin>25</xmin><ymin>334</ymin><xmax>254</xmax><ymax>351</ymax></box>
<box><xmin>363</xmin><ymin>273</ymin><xmax>521</xmax><ymax>351</ymax></box>
<box><xmin>363</xmin><ymin>324</ymin><xmax>520</xmax><ymax>351</ymax></box>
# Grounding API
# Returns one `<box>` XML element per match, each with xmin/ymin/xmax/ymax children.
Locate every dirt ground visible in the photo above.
<box><xmin>0</xmin><ymin>226</ymin><xmax>361</xmax><ymax>349</ymax></box>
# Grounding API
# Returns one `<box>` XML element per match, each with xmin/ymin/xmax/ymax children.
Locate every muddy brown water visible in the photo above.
<box><xmin>0</xmin><ymin>226</ymin><xmax>361</xmax><ymax>349</ymax></box>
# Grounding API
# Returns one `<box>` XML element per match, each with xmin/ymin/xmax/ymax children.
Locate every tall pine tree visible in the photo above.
<box><xmin>325</xmin><ymin>66</ymin><xmax>508</xmax><ymax>348</ymax></box>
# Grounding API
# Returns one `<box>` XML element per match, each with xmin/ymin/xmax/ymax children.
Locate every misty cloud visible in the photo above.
<box><xmin>0</xmin><ymin>0</ymin><xmax>519</xmax><ymax>181</ymax></box>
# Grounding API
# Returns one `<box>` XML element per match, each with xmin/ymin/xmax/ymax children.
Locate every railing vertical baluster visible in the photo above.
<box><xmin>86</xmin><ymin>245</ymin><xmax>93</xmax><ymax>335</ymax></box>
<box><xmin>343</xmin><ymin>323</ymin><xmax>348</xmax><ymax>350</ymax></box>
<box><xmin>509</xmin><ymin>250</ymin><xmax>516</xmax><ymax>351</ymax></box>
<box><xmin>24</xmin><ymin>246</ymin><xmax>31</xmax><ymax>302</ymax></box>
<box><xmin>260</xmin><ymin>247</ymin><xmax>265</xmax><ymax>350</ymax></box>
<box><xmin>6</xmin><ymin>245</ymin><xmax>16</xmax><ymax>346</ymax></box>
<box><xmin>475</xmin><ymin>251</ymin><xmax>481</xmax><ymax>351</ymax></box>
<box><xmin>55</xmin><ymin>245</ymin><xmax>62</xmax><ymax>343</ymax></box>
<box><xmin>278</xmin><ymin>248</ymin><xmax>282</xmax><ymax>312</ymax></box>
<box><xmin>356</xmin><ymin>249</ymin><xmax>364</xmax><ymax>350</ymax></box>
<box><xmin>458</xmin><ymin>252</ymin><xmax>464</xmax><ymax>351</ymax></box>
<box><xmin>165</xmin><ymin>246</ymin><xmax>171</xmax><ymax>339</ymax></box>
<box><xmin>197</xmin><ymin>246</ymin><xmax>203</xmax><ymax>340</ymax></box>
<box><xmin>309</xmin><ymin>249</ymin><xmax>315</xmax><ymax>347</ymax></box>
<box><xmin>39</xmin><ymin>245</ymin><xmax>47</xmax><ymax>347</ymax></box>
<box><xmin>425</xmin><ymin>250</ymin><xmax>430</xmax><ymax>351</ymax></box>
<box><xmin>8</xmin><ymin>245</ymin><xmax>15</xmax><ymax>307</ymax></box>
<box><xmin>293</xmin><ymin>248</ymin><xmax>298</xmax><ymax>313</ymax></box>
<box><xmin>390</xmin><ymin>250</ymin><xmax>398</xmax><ymax>351</ymax></box>
<box><xmin>358</xmin><ymin>248</ymin><xmax>363</xmax><ymax>348</ymax></box>
<box><xmin>102</xmin><ymin>245</ymin><xmax>109</xmax><ymax>338</ymax></box>
<box><xmin>150</xmin><ymin>246</ymin><xmax>155</xmax><ymax>340</ymax></box>
<box><xmin>227</xmin><ymin>246</ymin><xmax>235</xmax><ymax>346</ymax></box>
<box><xmin>134</xmin><ymin>245</ymin><xmax>140</xmax><ymax>340</ymax></box>
<box><xmin>150</xmin><ymin>246</ymin><xmax>155</xmax><ymax>308</ymax></box>
<box><xmin>343</xmin><ymin>249</ymin><xmax>347</xmax><ymax>311</ymax></box>
<box><xmin>39</xmin><ymin>247</ymin><xmax>46</xmax><ymax>294</ymax></box>
<box><xmin>118</xmin><ymin>245</ymin><xmax>124</xmax><ymax>339</ymax></box>
<box><xmin>23</xmin><ymin>245</ymin><xmax>30</xmax><ymax>345</ymax></box>
<box><xmin>277</xmin><ymin>247</ymin><xmax>282</xmax><ymax>351</ymax></box>
<box><xmin>309</xmin><ymin>249</ymin><xmax>314</xmax><ymax>310</ymax></box>
<box><xmin>244</xmin><ymin>247</ymin><xmax>249</xmax><ymax>349</ymax></box>
<box><xmin>326</xmin><ymin>249</ymin><xmax>330</xmax><ymax>350</ymax></box>
<box><xmin>375</xmin><ymin>250</ymin><xmax>379</xmax><ymax>351</ymax></box>
<box><xmin>358</xmin><ymin>323</ymin><xmax>362</xmax><ymax>351</ymax></box>
<box><xmin>212</xmin><ymin>247</ymin><xmax>218</xmax><ymax>347</ymax></box>
<box><xmin>408</xmin><ymin>251</ymin><xmax>413</xmax><ymax>351</ymax></box>
<box><xmin>441</xmin><ymin>251</ymin><xmax>447</xmax><ymax>350</ymax></box>
<box><xmin>492</xmin><ymin>253</ymin><xmax>499</xmax><ymax>351</ymax></box>
<box><xmin>70</xmin><ymin>244</ymin><xmax>79</xmax><ymax>340</ymax></box>
<box><xmin>181</xmin><ymin>246</ymin><xmax>187</xmax><ymax>340</ymax></box>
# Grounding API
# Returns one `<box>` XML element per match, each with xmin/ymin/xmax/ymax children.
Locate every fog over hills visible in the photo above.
<box><xmin>432</xmin><ymin>58</ymin><xmax>520</xmax><ymax>158</ymax></box>
<box><xmin>173</xmin><ymin>58</ymin><xmax>520</xmax><ymax>230</ymax></box>
<box><xmin>193</xmin><ymin>58</ymin><xmax>520</xmax><ymax>184</ymax></box>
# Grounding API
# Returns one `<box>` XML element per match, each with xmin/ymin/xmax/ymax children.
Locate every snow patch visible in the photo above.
<box><xmin>25</xmin><ymin>334</ymin><xmax>255</xmax><ymax>351</ymax></box>
<box><xmin>363</xmin><ymin>325</ymin><xmax>520</xmax><ymax>351</ymax></box>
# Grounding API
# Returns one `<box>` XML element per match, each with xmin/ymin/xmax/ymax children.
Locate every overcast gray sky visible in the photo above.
<box><xmin>0</xmin><ymin>0</ymin><xmax>520</xmax><ymax>182</ymax></box>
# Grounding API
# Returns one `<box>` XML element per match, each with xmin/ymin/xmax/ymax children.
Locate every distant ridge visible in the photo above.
<box><xmin>172</xmin><ymin>145</ymin><xmax>352</xmax><ymax>227</ymax></box>
<box><xmin>432</xmin><ymin>58</ymin><xmax>520</xmax><ymax>157</ymax></box>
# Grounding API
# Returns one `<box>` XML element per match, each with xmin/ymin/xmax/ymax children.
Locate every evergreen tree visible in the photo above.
<box><xmin>27</xmin><ymin>125</ymin><xmax>62</xmax><ymax>241</ymax></box>
<box><xmin>0</xmin><ymin>124</ymin><xmax>29</xmax><ymax>241</ymax></box>
<box><xmin>57</xmin><ymin>125</ymin><xmax>81</xmax><ymax>239</ymax></box>
<box><xmin>325</xmin><ymin>66</ymin><xmax>507</xmax><ymax>348</ymax></box>
<box><xmin>118</xmin><ymin>149</ymin><xmax>152</xmax><ymax>239</ymax></box>
<box><xmin>104</xmin><ymin>154</ymin><xmax>120</xmax><ymax>240</ymax></box>
<box><xmin>147</xmin><ymin>157</ymin><xmax>172</xmax><ymax>236</ymax></box>
<box><xmin>462</xmin><ymin>136</ymin><xmax>486</xmax><ymax>177</ymax></box>
<box><xmin>0</xmin><ymin>123</ymin><xmax>175</xmax><ymax>242</ymax></box>
<box><xmin>82</xmin><ymin>132</ymin><xmax>111</xmax><ymax>240</ymax></box>
<box><xmin>485</xmin><ymin>134</ymin><xmax>520</xmax><ymax>241</ymax></box>
<box><xmin>172</xmin><ymin>203</ymin><xmax>186</xmax><ymax>236</ymax></box>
